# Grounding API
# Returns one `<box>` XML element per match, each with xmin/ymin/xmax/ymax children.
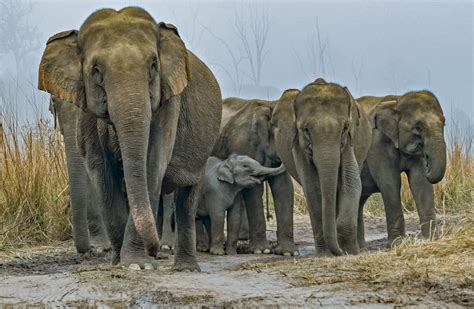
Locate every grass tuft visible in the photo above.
<box><xmin>0</xmin><ymin>111</ymin><xmax>71</xmax><ymax>248</ymax></box>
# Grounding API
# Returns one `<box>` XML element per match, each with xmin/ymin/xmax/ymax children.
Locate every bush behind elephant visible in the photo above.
<box><xmin>38</xmin><ymin>7</ymin><xmax>222</xmax><ymax>271</ymax></box>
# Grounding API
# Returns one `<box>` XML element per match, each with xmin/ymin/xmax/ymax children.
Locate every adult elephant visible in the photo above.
<box><xmin>38</xmin><ymin>7</ymin><xmax>221</xmax><ymax>271</ymax></box>
<box><xmin>50</xmin><ymin>96</ymin><xmax>110</xmax><ymax>255</ymax></box>
<box><xmin>212</xmin><ymin>98</ymin><xmax>298</xmax><ymax>256</ymax></box>
<box><xmin>357</xmin><ymin>91</ymin><xmax>446</xmax><ymax>248</ymax></box>
<box><xmin>271</xmin><ymin>79</ymin><xmax>372</xmax><ymax>256</ymax></box>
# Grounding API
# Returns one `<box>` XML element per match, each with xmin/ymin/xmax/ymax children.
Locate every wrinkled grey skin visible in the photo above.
<box><xmin>358</xmin><ymin>91</ymin><xmax>446</xmax><ymax>248</ymax></box>
<box><xmin>212</xmin><ymin>98</ymin><xmax>298</xmax><ymax>256</ymax></box>
<box><xmin>196</xmin><ymin>155</ymin><xmax>286</xmax><ymax>255</ymax></box>
<box><xmin>38</xmin><ymin>7</ymin><xmax>221</xmax><ymax>271</ymax></box>
<box><xmin>156</xmin><ymin>192</ymin><xmax>176</xmax><ymax>252</ymax></box>
<box><xmin>50</xmin><ymin>96</ymin><xmax>110</xmax><ymax>255</ymax></box>
<box><xmin>271</xmin><ymin>79</ymin><xmax>372</xmax><ymax>256</ymax></box>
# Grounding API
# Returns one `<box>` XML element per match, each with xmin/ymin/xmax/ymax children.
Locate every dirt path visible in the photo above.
<box><xmin>0</xmin><ymin>216</ymin><xmax>463</xmax><ymax>307</ymax></box>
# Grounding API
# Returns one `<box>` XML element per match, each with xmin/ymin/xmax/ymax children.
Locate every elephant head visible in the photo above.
<box><xmin>217</xmin><ymin>154</ymin><xmax>286</xmax><ymax>188</ymax></box>
<box><xmin>38</xmin><ymin>8</ymin><xmax>189</xmax><ymax>256</ymax></box>
<box><xmin>371</xmin><ymin>91</ymin><xmax>446</xmax><ymax>183</ymax></box>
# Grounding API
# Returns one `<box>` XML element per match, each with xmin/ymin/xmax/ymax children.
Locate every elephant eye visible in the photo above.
<box><xmin>92</xmin><ymin>65</ymin><xmax>103</xmax><ymax>85</ymax></box>
<box><xmin>413</xmin><ymin>124</ymin><xmax>423</xmax><ymax>135</ymax></box>
<box><xmin>149</xmin><ymin>58</ymin><xmax>159</xmax><ymax>78</ymax></box>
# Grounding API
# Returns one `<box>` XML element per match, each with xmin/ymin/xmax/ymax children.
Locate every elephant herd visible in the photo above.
<box><xmin>37</xmin><ymin>7</ymin><xmax>447</xmax><ymax>271</ymax></box>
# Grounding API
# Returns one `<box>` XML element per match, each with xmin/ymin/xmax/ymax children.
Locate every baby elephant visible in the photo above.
<box><xmin>196</xmin><ymin>155</ymin><xmax>286</xmax><ymax>255</ymax></box>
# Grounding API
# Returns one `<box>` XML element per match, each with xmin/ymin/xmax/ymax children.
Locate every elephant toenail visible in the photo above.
<box><xmin>283</xmin><ymin>252</ymin><xmax>291</xmax><ymax>256</ymax></box>
<box><xmin>263</xmin><ymin>249</ymin><xmax>271</xmax><ymax>254</ymax></box>
<box><xmin>144</xmin><ymin>263</ymin><xmax>154</xmax><ymax>270</ymax></box>
<box><xmin>254</xmin><ymin>249</ymin><xmax>262</xmax><ymax>254</ymax></box>
<box><xmin>128</xmin><ymin>264</ymin><xmax>141</xmax><ymax>270</ymax></box>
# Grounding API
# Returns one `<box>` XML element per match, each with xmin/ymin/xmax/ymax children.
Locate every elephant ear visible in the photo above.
<box><xmin>38</xmin><ymin>30</ymin><xmax>85</xmax><ymax>110</ymax></box>
<box><xmin>217</xmin><ymin>160</ymin><xmax>234</xmax><ymax>184</ymax></box>
<box><xmin>344</xmin><ymin>87</ymin><xmax>361</xmax><ymax>147</ymax></box>
<box><xmin>251</xmin><ymin>105</ymin><xmax>273</xmax><ymax>149</ymax></box>
<box><xmin>157</xmin><ymin>22</ymin><xmax>189</xmax><ymax>101</ymax></box>
<box><xmin>372</xmin><ymin>100</ymin><xmax>400</xmax><ymax>148</ymax></box>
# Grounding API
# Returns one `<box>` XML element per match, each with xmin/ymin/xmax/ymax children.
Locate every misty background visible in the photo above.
<box><xmin>0</xmin><ymin>0</ymin><xmax>472</xmax><ymax>129</ymax></box>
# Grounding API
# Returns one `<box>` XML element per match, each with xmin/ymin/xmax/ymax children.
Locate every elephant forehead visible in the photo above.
<box><xmin>79</xmin><ymin>18</ymin><xmax>157</xmax><ymax>51</ymax></box>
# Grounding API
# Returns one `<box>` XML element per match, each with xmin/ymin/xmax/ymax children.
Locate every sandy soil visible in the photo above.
<box><xmin>0</xmin><ymin>215</ymin><xmax>467</xmax><ymax>307</ymax></box>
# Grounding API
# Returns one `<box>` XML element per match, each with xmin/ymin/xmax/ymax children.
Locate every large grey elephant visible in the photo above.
<box><xmin>357</xmin><ymin>91</ymin><xmax>446</xmax><ymax>247</ymax></box>
<box><xmin>50</xmin><ymin>96</ymin><xmax>110</xmax><ymax>255</ymax></box>
<box><xmin>38</xmin><ymin>7</ymin><xmax>222</xmax><ymax>271</ymax></box>
<box><xmin>271</xmin><ymin>79</ymin><xmax>372</xmax><ymax>256</ymax></box>
<box><xmin>212</xmin><ymin>98</ymin><xmax>298</xmax><ymax>256</ymax></box>
<box><xmin>196</xmin><ymin>155</ymin><xmax>286</xmax><ymax>255</ymax></box>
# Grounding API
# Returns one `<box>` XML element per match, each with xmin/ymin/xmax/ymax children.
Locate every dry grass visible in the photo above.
<box><xmin>242</xmin><ymin>214</ymin><xmax>474</xmax><ymax>305</ymax></box>
<box><xmin>0</xmin><ymin>112</ymin><xmax>71</xmax><ymax>248</ymax></box>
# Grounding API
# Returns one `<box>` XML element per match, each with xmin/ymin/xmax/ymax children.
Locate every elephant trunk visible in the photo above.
<box><xmin>313</xmin><ymin>142</ymin><xmax>343</xmax><ymax>256</ymax></box>
<box><xmin>256</xmin><ymin>163</ymin><xmax>286</xmax><ymax>178</ymax></box>
<box><xmin>108</xmin><ymin>82</ymin><xmax>159</xmax><ymax>257</ymax></box>
<box><xmin>424</xmin><ymin>132</ymin><xmax>447</xmax><ymax>184</ymax></box>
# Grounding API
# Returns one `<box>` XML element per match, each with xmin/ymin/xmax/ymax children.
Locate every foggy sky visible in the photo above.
<box><xmin>1</xmin><ymin>0</ymin><xmax>472</xmax><ymax>125</ymax></box>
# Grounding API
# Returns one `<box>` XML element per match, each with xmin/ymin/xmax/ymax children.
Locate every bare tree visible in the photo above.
<box><xmin>168</xmin><ymin>1</ymin><xmax>205</xmax><ymax>52</ymax></box>
<box><xmin>204</xmin><ymin>26</ymin><xmax>245</xmax><ymax>95</ymax></box>
<box><xmin>0</xmin><ymin>0</ymin><xmax>40</xmax><ymax>76</ymax></box>
<box><xmin>351</xmin><ymin>56</ymin><xmax>363</xmax><ymax>95</ymax></box>
<box><xmin>234</xmin><ymin>2</ymin><xmax>270</xmax><ymax>87</ymax></box>
<box><xmin>294</xmin><ymin>17</ymin><xmax>331</xmax><ymax>80</ymax></box>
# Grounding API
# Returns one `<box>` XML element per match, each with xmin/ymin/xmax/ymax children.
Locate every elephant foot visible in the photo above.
<box><xmin>196</xmin><ymin>242</ymin><xmax>210</xmax><ymax>252</ymax></box>
<box><xmin>159</xmin><ymin>244</ymin><xmax>174</xmax><ymax>255</ymax></box>
<box><xmin>314</xmin><ymin>247</ymin><xmax>333</xmax><ymax>257</ymax></box>
<box><xmin>172</xmin><ymin>258</ymin><xmax>201</xmax><ymax>272</ymax></box>
<box><xmin>210</xmin><ymin>246</ymin><xmax>225</xmax><ymax>255</ymax></box>
<box><xmin>249</xmin><ymin>240</ymin><xmax>272</xmax><ymax>254</ymax></box>
<box><xmin>120</xmin><ymin>250</ymin><xmax>160</xmax><ymax>270</ymax></box>
<box><xmin>357</xmin><ymin>238</ymin><xmax>367</xmax><ymax>251</ymax></box>
<box><xmin>340</xmin><ymin>243</ymin><xmax>359</xmax><ymax>255</ymax></box>
<box><xmin>273</xmin><ymin>242</ymin><xmax>299</xmax><ymax>256</ymax></box>
<box><xmin>90</xmin><ymin>233</ymin><xmax>111</xmax><ymax>253</ymax></box>
<box><xmin>159</xmin><ymin>236</ymin><xmax>176</xmax><ymax>252</ymax></box>
<box><xmin>386</xmin><ymin>236</ymin><xmax>405</xmax><ymax>248</ymax></box>
<box><xmin>225</xmin><ymin>247</ymin><xmax>237</xmax><ymax>255</ymax></box>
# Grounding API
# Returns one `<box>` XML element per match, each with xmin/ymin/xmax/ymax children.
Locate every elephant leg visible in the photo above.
<box><xmin>357</xmin><ymin>194</ymin><xmax>370</xmax><ymax>249</ymax></box>
<box><xmin>79</xmin><ymin>116</ymin><xmax>127</xmax><ymax>264</ymax></box>
<box><xmin>242</xmin><ymin>185</ymin><xmax>271</xmax><ymax>254</ymax></box>
<box><xmin>376</xmin><ymin>172</ymin><xmax>404</xmax><ymax>246</ymax></box>
<box><xmin>226</xmin><ymin>198</ymin><xmax>243</xmax><ymax>255</ymax></box>
<box><xmin>209</xmin><ymin>208</ymin><xmax>226</xmax><ymax>256</ymax></box>
<box><xmin>173</xmin><ymin>185</ymin><xmax>201</xmax><ymax>272</ymax></box>
<box><xmin>196</xmin><ymin>217</ymin><xmax>209</xmax><ymax>252</ymax></box>
<box><xmin>86</xmin><ymin>174</ymin><xmax>110</xmax><ymax>253</ymax></box>
<box><xmin>160</xmin><ymin>192</ymin><xmax>176</xmax><ymax>251</ymax></box>
<box><xmin>268</xmin><ymin>172</ymin><xmax>298</xmax><ymax>256</ymax></box>
<box><xmin>203</xmin><ymin>217</ymin><xmax>212</xmax><ymax>250</ymax></box>
<box><xmin>407</xmin><ymin>161</ymin><xmax>437</xmax><ymax>239</ymax></box>
<box><xmin>336</xmin><ymin>146</ymin><xmax>361</xmax><ymax>255</ymax></box>
<box><xmin>238</xmin><ymin>196</ymin><xmax>249</xmax><ymax>240</ymax></box>
<box><xmin>64</xmin><ymin>142</ymin><xmax>91</xmax><ymax>254</ymax></box>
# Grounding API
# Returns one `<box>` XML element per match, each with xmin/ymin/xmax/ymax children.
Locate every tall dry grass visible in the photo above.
<box><xmin>0</xmin><ymin>112</ymin><xmax>71</xmax><ymax>248</ymax></box>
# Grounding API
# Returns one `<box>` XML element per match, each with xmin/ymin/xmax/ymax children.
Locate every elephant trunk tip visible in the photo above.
<box><xmin>131</xmin><ymin>207</ymin><xmax>160</xmax><ymax>256</ymax></box>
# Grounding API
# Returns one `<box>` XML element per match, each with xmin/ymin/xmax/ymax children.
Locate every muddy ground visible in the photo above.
<box><xmin>0</xmin><ymin>215</ymin><xmax>468</xmax><ymax>307</ymax></box>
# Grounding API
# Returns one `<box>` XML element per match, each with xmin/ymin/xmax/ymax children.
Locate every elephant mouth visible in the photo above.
<box><xmin>423</xmin><ymin>153</ymin><xmax>432</xmax><ymax>175</ymax></box>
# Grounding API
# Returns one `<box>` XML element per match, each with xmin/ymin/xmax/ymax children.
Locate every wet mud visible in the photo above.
<box><xmin>0</xmin><ymin>216</ymin><xmax>464</xmax><ymax>307</ymax></box>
